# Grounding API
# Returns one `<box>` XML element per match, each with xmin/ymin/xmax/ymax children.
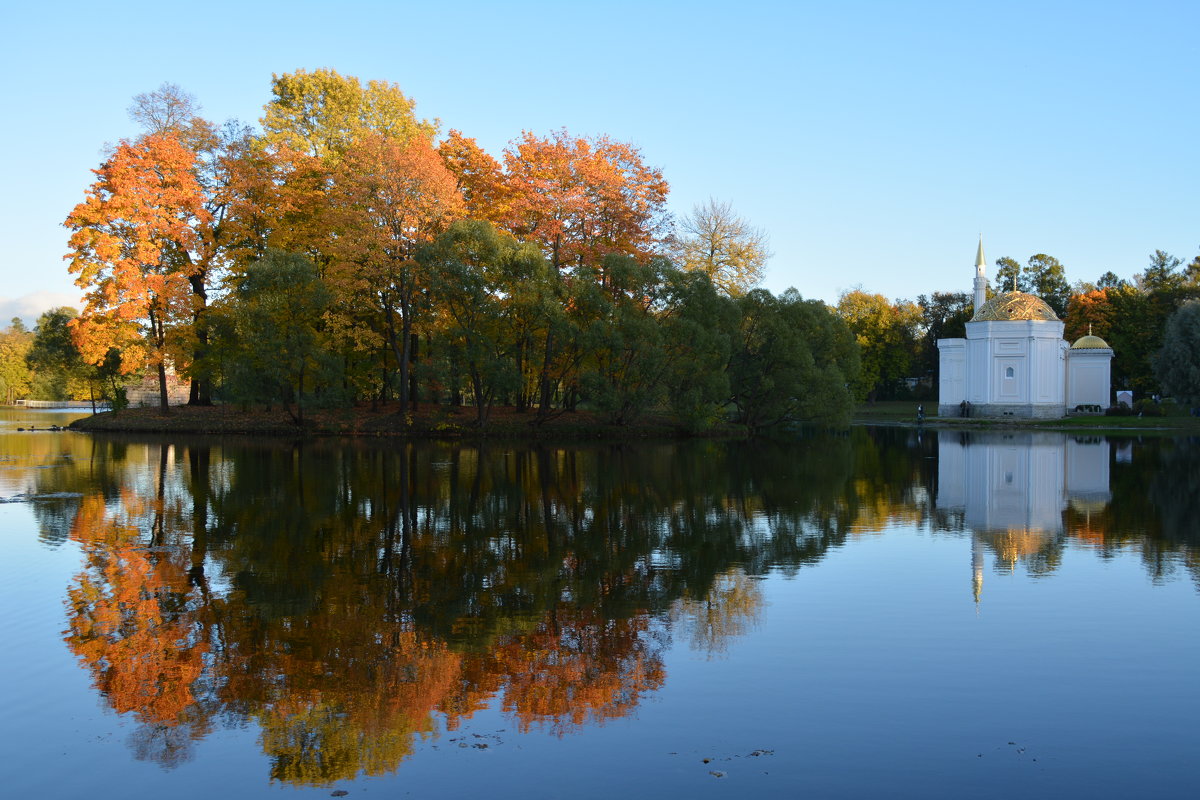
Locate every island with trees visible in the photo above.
<box><xmin>3</xmin><ymin>70</ymin><xmax>1197</xmax><ymax>437</ymax></box>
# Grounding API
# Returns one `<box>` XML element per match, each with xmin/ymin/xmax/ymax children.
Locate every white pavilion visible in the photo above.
<box><xmin>937</xmin><ymin>239</ymin><xmax>1113</xmax><ymax>418</ymax></box>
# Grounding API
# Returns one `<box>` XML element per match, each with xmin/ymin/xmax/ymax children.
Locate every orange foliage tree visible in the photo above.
<box><xmin>438</xmin><ymin>129</ymin><xmax>511</xmax><ymax>226</ymax></box>
<box><xmin>501</xmin><ymin>129</ymin><xmax>669</xmax><ymax>272</ymax></box>
<box><xmin>328</xmin><ymin>135</ymin><xmax>464</xmax><ymax>409</ymax></box>
<box><xmin>1064</xmin><ymin>288</ymin><xmax>1117</xmax><ymax>342</ymax></box>
<box><xmin>65</xmin><ymin>133</ymin><xmax>210</xmax><ymax>410</ymax></box>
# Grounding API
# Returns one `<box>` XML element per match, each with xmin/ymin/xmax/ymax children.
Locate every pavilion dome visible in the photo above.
<box><xmin>972</xmin><ymin>291</ymin><xmax>1060</xmax><ymax>322</ymax></box>
<box><xmin>1070</xmin><ymin>333</ymin><xmax>1111</xmax><ymax>350</ymax></box>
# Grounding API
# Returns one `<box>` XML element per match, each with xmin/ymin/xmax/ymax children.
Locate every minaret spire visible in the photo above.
<box><xmin>973</xmin><ymin>235</ymin><xmax>988</xmax><ymax>312</ymax></box>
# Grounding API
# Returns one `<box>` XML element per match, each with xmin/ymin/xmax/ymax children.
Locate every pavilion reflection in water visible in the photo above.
<box><xmin>936</xmin><ymin>431</ymin><xmax>1111</xmax><ymax>602</ymax></box>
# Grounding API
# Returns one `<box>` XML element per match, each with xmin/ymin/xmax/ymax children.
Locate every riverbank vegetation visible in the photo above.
<box><xmin>37</xmin><ymin>71</ymin><xmax>1200</xmax><ymax>432</ymax></box>
<box><xmin>59</xmin><ymin>72</ymin><xmax>859</xmax><ymax>432</ymax></box>
<box><xmin>833</xmin><ymin>250</ymin><xmax>1200</xmax><ymax>403</ymax></box>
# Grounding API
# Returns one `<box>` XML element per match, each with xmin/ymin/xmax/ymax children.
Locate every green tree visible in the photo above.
<box><xmin>1185</xmin><ymin>252</ymin><xmax>1200</xmax><ymax>287</ymax></box>
<box><xmin>1097</xmin><ymin>270</ymin><xmax>1129</xmax><ymax>290</ymax></box>
<box><xmin>994</xmin><ymin>256</ymin><xmax>1024</xmax><ymax>293</ymax></box>
<box><xmin>729</xmin><ymin>289</ymin><xmax>857</xmax><ymax>430</ymax></box>
<box><xmin>0</xmin><ymin>318</ymin><xmax>33</xmax><ymax>404</ymax></box>
<box><xmin>916</xmin><ymin>291</ymin><xmax>972</xmax><ymax>382</ymax></box>
<box><xmin>1138</xmin><ymin>250</ymin><xmax>1184</xmax><ymax>293</ymax></box>
<box><xmin>1155</xmin><ymin>300</ymin><xmax>1200</xmax><ymax>406</ymax></box>
<box><xmin>421</xmin><ymin>220</ymin><xmax>549</xmax><ymax>425</ymax></box>
<box><xmin>1025</xmin><ymin>254</ymin><xmax>1071</xmax><ymax>317</ymax></box>
<box><xmin>26</xmin><ymin>307</ymin><xmax>124</xmax><ymax>407</ymax></box>
<box><xmin>674</xmin><ymin>199</ymin><xmax>770</xmax><ymax>296</ymax></box>
<box><xmin>658</xmin><ymin>270</ymin><xmax>735</xmax><ymax>430</ymax></box>
<box><xmin>993</xmin><ymin>254</ymin><xmax>1071</xmax><ymax>317</ymax></box>
<box><xmin>215</xmin><ymin>251</ymin><xmax>335</xmax><ymax>422</ymax></box>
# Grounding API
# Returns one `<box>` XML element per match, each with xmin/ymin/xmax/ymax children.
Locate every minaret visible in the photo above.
<box><xmin>973</xmin><ymin>236</ymin><xmax>988</xmax><ymax>311</ymax></box>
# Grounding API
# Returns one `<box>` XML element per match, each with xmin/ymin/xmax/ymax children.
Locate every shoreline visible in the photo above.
<box><xmin>62</xmin><ymin>402</ymin><xmax>1199</xmax><ymax>441</ymax></box>
<box><xmin>66</xmin><ymin>404</ymin><xmax>752</xmax><ymax>441</ymax></box>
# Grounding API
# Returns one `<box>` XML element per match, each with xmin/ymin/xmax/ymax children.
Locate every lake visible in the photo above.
<box><xmin>1</xmin><ymin>408</ymin><xmax>1197</xmax><ymax>798</ymax></box>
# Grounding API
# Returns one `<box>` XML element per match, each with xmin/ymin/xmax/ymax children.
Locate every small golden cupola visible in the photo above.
<box><xmin>1070</xmin><ymin>325</ymin><xmax>1111</xmax><ymax>350</ymax></box>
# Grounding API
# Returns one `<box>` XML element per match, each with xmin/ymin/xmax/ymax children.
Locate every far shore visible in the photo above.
<box><xmin>66</xmin><ymin>403</ymin><xmax>752</xmax><ymax>441</ymax></box>
<box><xmin>57</xmin><ymin>399</ymin><xmax>1200</xmax><ymax>440</ymax></box>
<box><xmin>853</xmin><ymin>400</ymin><xmax>1200</xmax><ymax>436</ymax></box>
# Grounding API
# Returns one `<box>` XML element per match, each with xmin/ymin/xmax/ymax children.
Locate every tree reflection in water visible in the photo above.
<box><xmin>42</xmin><ymin>429</ymin><xmax>1197</xmax><ymax>784</ymax></box>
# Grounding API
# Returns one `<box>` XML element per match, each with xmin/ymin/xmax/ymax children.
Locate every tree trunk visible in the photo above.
<box><xmin>408</xmin><ymin>333</ymin><xmax>419</xmax><ymax>411</ymax></box>
<box><xmin>158</xmin><ymin>359</ymin><xmax>170</xmax><ymax>412</ymax></box>
<box><xmin>515</xmin><ymin>340</ymin><xmax>527</xmax><ymax>412</ymax></box>
<box><xmin>536</xmin><ymin>329</ymin><xmax>555</xmax><ymax>421</ymax></box>
<box><xmin>188</xmin><ymin>270</ymin><xmax>212</xmax><ymax>405</ymax></box>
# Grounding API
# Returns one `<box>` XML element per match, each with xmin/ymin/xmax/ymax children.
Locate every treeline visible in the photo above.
<box><xmin>61</xmin><ymin>71</ymin><xmax>858</xmax><ymax>430</ymax></box>
<box><xmin>833</xmin><ymin>250</ymin><xmax>1200</xmax><ymax>401</ymax></box>
<box><xmin>0</xmin><ymin>308</ymin><xmax>123</xmax><ymax>405</ymax></box>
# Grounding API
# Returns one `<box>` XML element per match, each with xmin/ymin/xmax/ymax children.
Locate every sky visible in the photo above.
<box><xmin>2</xmin><ymin>0</ymin><xmax>1197</xmax><ymax>325</ymax></box>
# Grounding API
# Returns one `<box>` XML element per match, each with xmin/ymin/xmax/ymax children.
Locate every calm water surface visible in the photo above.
<box><xmin>1</xmin><ymin>408</ymin><xmax>1197</xmax><ymax>798</ymax></box>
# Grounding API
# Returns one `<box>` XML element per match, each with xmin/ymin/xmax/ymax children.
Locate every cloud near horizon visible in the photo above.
<box><xmin>0</xmin><ymin>291</ymin><xmax>82</xmax><ymax>327</ymax></box>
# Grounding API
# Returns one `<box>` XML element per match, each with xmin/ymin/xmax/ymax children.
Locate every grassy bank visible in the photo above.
<box><xmin>68</xmin><ymin>403</ymin><xmax>750</xmax><ymax>441</ymax></box>
<box><xmin>853</xmin><ymin>400</ymin><xmax>1200</xmax><ymax>435</ymax></box>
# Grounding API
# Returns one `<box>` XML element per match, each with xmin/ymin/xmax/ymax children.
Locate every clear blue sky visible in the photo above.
<box><xmin>2</xmin><ymin>0</ymin><xmax>1196</xmax><ymax>324</ymax></box>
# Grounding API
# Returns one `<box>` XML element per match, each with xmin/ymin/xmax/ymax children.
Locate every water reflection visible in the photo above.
<box><xmin>935</xmin><ymin>430</ymin><xmax>1200</xmax><ymax>596</ymax></box>
<box><xmin>47</xmin><ymin>435</ymin><xmax>870</xmax><ymax>784</ymax></box>
<box><xmin>14</xmin><ymin>428</ymin><xmax>1197</xmax><ymax>785</ymax></box>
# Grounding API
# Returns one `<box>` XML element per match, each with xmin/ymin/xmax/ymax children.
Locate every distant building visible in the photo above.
<box><xmin>937</xmin><ymin>238</ymin><xmax>1113</xmax><ymax>418</ymax></box>
<box><xmin>125</xmin><ymin>368</ymin><xmax>190</xmax><ymax>407</ymax></box>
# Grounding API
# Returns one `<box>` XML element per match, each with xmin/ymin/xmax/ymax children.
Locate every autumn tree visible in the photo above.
<box><xmin>65</xmin><ymin>133</ymin><xmax>209</xmax><ymax>411</ymax></box>
<box><xmin>328</xmin><ymin>135</ymin><xmax>463</xmax><ymax>411</ymax></box>
<box><xmin>128</xmin><ymin>82</ymin><xmax>215</xmax><ymax>147</ymax></box>
<box><xmin>502</xmin><ymin>129</ymin><xmax>669</xmax><ymax>271</ymax></box>
<box><xmin>480</xmin><ymin>608</ymin><xmax>666</xmax><ymax>736</ymax></box>
<box><xmin>671</xmin><ymin>568</ymin><xmax>764</xmax><ymax>656</ymax></box>
<box><xmin>674</xmin><ymin>198</ymin><xmax>770</xmax><ymax>296</ymax></box>
<box><xmin>261</xmin><ymin>68</ymin><xmax>437</xmax><ymax>163</ymax></box>
<box><xmin>438</xmin><ymin>129</ymin><xmax>510</xmax><ymax>225</ymax></box>
<box><xmin>126</xmin><ymin>84</ymin><xmax>265</xmax><ymax>405</ymax></box>
<box><xmin>1064</xmin><ymin>289</ymin><xmax>1117</xmax><ymax>343</ymax></box>
<box><xmin>835</xmin><ymin>290</ymin><xmax>921</xmax><ymax>401</ymax></box>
